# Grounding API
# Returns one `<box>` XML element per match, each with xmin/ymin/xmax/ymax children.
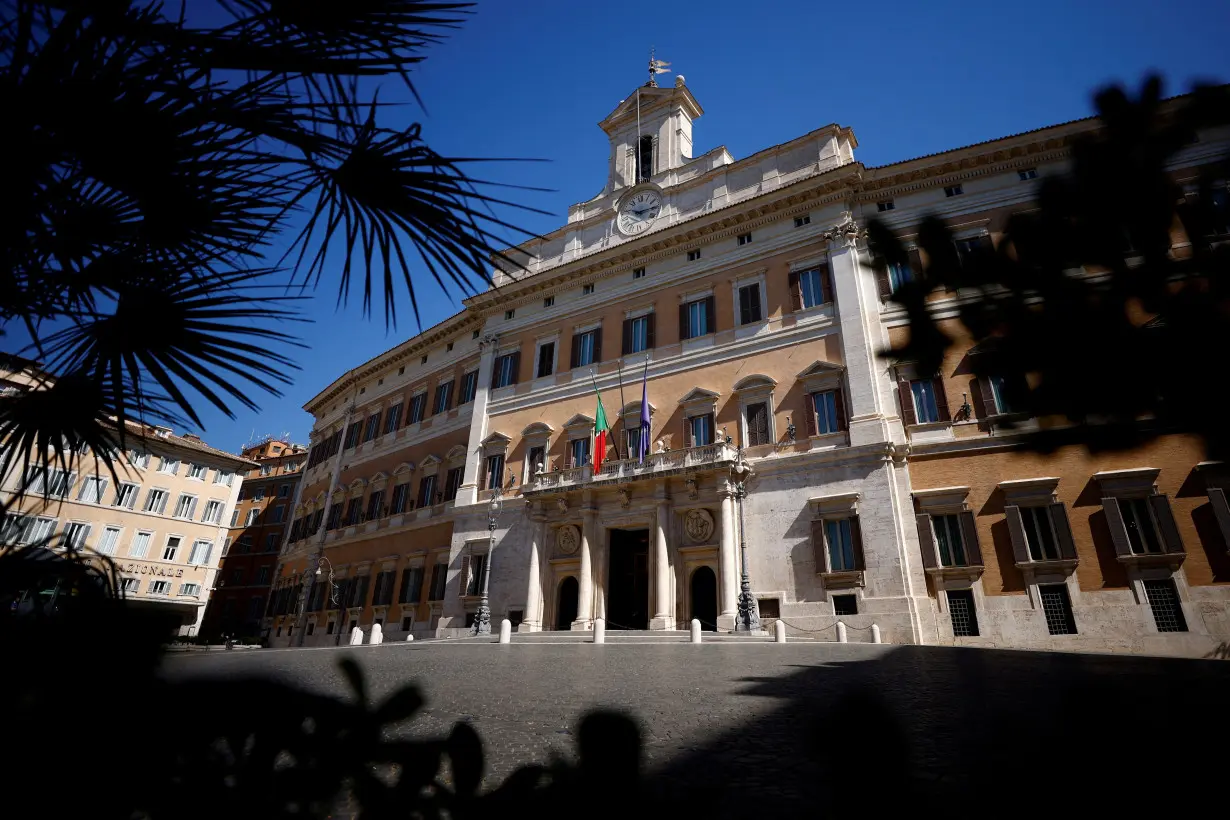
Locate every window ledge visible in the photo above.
<box><xmin>819</xmin><ymin>570</ymin><xmax>865</xmax><ymax>588</ymax></box>
<box><xmin>1116</xmin><ymin>551</ymin><xmax>1185</xmax><ymax>570</ymax></box>
<box><xmin>1014</xmin><ymin>558</ymin><xmax>1078</xmax><ymax>573</ymax></box>
<box><xmin>926</xmin><ymin>564</ymin><xmax>984</xmax><ymax>582</ymax></box>
<box><xmin>807</xmin><ymin>430</ymin><xmax>849</xmax><ymax>450</ymax></box>
<box><xmin>907</xmin><ymin>421</ymin><xmax>952</xmax><ymax>432</ymax></box>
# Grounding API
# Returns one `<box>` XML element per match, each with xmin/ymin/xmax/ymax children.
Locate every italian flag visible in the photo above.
<box><xmin>593</xmin><ymin>389</ymin><xmax>611</xmax><ymax>473</ymax></box>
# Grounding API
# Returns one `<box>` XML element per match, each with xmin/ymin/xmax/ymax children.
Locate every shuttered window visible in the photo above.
<box><xmin>745</xmin><ymin>402</ymin><xmax>770</xmax><ymax>446</ymax></box>
<box><xmin>738</xmin><ymin>283</ymin><xmax>762</xmax><ymax>325</ymax></box>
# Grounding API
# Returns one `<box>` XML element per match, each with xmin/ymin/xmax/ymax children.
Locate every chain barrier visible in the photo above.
<box><xmin>775</xmin><ymin>618</ymin><xmax>876</xmax><ymax>635</ymax></box>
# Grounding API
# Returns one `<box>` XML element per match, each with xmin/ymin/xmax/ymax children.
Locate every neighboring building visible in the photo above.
<box><xmin>0</xmin><ymin>361</ymin><xmax>253</xmax><ymax>635</ymax></box>
<box><xmin>269</xmin><ymin>75</ymin><xmax>1230</xmax><ymax>655</ymax></box>
<box><xmin>200</xmin><ymin>437</ymin><xmax>306</xmax><ymax>640</ymax></box>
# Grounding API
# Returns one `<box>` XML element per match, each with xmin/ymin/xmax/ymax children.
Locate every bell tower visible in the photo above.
<box><xmin>599</xmin><ymin>75</ymin><xmax>704</xmax><ymax>193</ymax></box>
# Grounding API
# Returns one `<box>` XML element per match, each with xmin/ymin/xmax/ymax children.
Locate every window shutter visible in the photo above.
<box><xmin>564</xmin><ymin>449</ymin><xmax>573</xmax><ymax>469</ymax></box>
<box><xmin>704</xmin><ymin>296</ymin><xmax>716</xmax><ymax>332</ymax></box>
<box><xmin>459</xmin><ymin>555</ymin><xmax>470</xmax><ymax>597</ymax></box>
<box><xmin>811</xmin><ymin>519</ymin><xmax>827</xmax><ymax>570</ymax></box>
<box><xmin>684</xmin><ymin>416</ymin><xmax>694</xmax><ymax>448</ymax></box>
<box><xmin>908</xmin><ymin>248</ymin><xmax>925</xmax><ymax>281</ymax></box>
<box><xmin>959</xmin><ymin>511</ymin><xmax>984</xmax><ymax>566</ymax></box>
<box><xmin>678</xmin><ymin>303</ymin><xmax>689</xmax><ymax>341</ymax></box>
<box><xmin>738</xmin><ymin>286</ymin><xmax>751</xmax><ymax>326</ymax></box>
<box><xmin>788</xmin><ymin>270</ymin><xmax>803</xmax><ymax>311</ymax></box>
<box><xmin>1050</xmin><ymin>502</ymin><xmax>1078</xmax><ymax>560</ymax></box>
<box><xmin>570</xmin><ymin>334</ymin><xmax>581</xmax><ymax>369</ymax></box>
<box><xmin>849</xmin><ymin>516</ymin><xmax>864</xmax><ymax>570</ymax></box>
<box><xmin>834</xmin><ymin>387</ymin><xmax>848</xmax><ymax>432</ymax></box>
<box><xmin>1210</xmin><ymin>488</ymin><xmax>1230</xmax><ymax>549</ymax></box>
<box><xmin>977</xmin><ymin>376</ymin><xmax>998</xmax><ymax>419</ymax></box>
<box><xmin>898</xmin><ymin>378</ymin><xmax>917</xmax><ymax>427</ymax></box>
<box><xmin>819</xmin><ymin>263</ymin><xmax>833</xmax><ymax>305</ymax></box>
<box><xmin>1149</xmin><ymin>495</ymin><xmax>1185</xmax><ymax>554</ymax></box>
<box><xmin>592</xmin><ymin>329</ymin><xmax>602</xmax><ymax>364</ymax></box>
<box><xmin>645</xmin><ymin>312</ymin><xmax>656</xmax><ymax>349</ymax></box>
<box><xmin>804</xmin><ymin>393</ymin><xmax>818</xmax><ymax>437</ymax></box>
<box><xmin>747</xmin><ymin>403</ymin><xmax>768</xmax><ymax>446</ymax></box>
<box><xmin>622</xmin><ymin>318</ymin><xmax>633</xmax><ymax>355</ymax></box>
<box><xmin>490</xmin><ymin>361</ymin><xmax>500</xmax><ymax>390</ymax></box>
<box><xmin>1101</xmin><ymin>497</ymin><xmax>1132</xmax><ymax>557</ymax></box>
<box><xmin>915</xmin><ymin>513</ymin><xmax>938</xmax><ymax>570</ymax></box>
<box><xmin>1004</xmin><ymin>505</ymin><xmax>1032</xmax><ymax>564</ymax></box>
<box><xmin>932</xmin><ymin>376</ymin><xmax>951</xmax><ymax>422</ymax></box>
<box><xmin>874</xmin><ymin>260</ymin><xmax>891</xmax><ymax>299</ymax></box>
<box><xmin>443</xmin><ymin>381</ymin><xmax>454</xmax><ymax>412</ymax></box>
<box><xmin>509</xmin><ymin>351</ymin><xmax>521</xmax><ymax>384</ymax></box>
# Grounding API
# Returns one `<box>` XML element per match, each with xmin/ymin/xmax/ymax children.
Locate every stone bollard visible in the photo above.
<box><xmin>836</xmin><ymin>621</ymin><xmax>848</xmax><ymax>643</ymax></box>
<box><xmin>370</xmin><ymin>623</ymin><xmax>383</xmax><ymax>645</ymax></box>
<box><xmin>405</xmin><ymin>634</ymin><xmax>415</xmax><ymax>642</ymax></box>
<box><xmin>871</xmin><ymin>623</ymin><xmax>882</xmax><ymax>644</ymax></box>
<box><xmin>593</xmin><ymin>618</ymin><xmax>605</xmax><ymax>644</ymax></box>
<box><xmin>690</xmin><ymin>619</ymin><xmax>702</xmax><ymax>643</ymax></box>
<box><xmin>349</xmin><ymin>626</ymin><xmax>363</xmax><ymax>646</ymax></box>
<box><xmin>499</xmin><ymin>619</ymin><xmax>512</xmax><ymax>644</ymax></box>
<box><xmin>775</xmin><ymin>620</ymin><xmax>787</xmax><ymax>643</ymax></box>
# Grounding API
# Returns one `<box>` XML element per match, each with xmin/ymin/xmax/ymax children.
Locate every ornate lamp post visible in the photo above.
<box><xmin>294</xmin><ymin>552</ymin><xmax>338</xmax><ymax>647</ymax></box>
<box><xmin>726</xmin><ymin>435</ymin><xmax>761</xmax><ymax>633</ymax></box>
<box><xmin>471</xmin><ymin>479</ymin><xmax>506</xmax><ymax>636</ymax></box>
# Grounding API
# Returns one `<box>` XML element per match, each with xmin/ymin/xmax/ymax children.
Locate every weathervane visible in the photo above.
<box><xmin>648</xmin><ymin>47</ymin><xmax>670</xmax><ymax>87</ymax></box>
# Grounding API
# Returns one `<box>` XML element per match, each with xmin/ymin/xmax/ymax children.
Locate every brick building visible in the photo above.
<box><xmin>268</xmin><ymin>75</ymin><xmax>1230</xmax><ymax>655</ymax></box>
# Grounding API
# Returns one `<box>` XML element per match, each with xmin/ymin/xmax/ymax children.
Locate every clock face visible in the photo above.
<box><xmin>618</xmin><ymin>191</ymin><xmax>662</xmax><ymax>236</ymax></box>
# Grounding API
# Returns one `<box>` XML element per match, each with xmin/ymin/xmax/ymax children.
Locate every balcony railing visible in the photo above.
<box><xmin>528</xmin><ymin>443</ymin><xmax>736</xmax><ymax>493</ymax></box>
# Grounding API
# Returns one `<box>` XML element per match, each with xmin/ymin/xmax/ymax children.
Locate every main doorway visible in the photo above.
<box><xmin>690</xmin><ymin>566</ymin><xmax>718</xmax><ymax>631</ymax></box>
<box><xmin>556</xmin><ymin>576</ymin><xmax>579</xmax><ymax>630</ymax></box>
<box><xmin>607</xmin><ymin>528</ymin><xmax>649</xmax><ymax>629</ymax></box>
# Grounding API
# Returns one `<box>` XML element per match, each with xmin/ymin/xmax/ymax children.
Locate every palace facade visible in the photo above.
<box><xmin>269</xmin><ymin>77</ymin><xmax>1230</xmax><ymax>656</ymax></box>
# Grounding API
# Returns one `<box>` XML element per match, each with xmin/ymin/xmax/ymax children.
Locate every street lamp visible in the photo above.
<box><xmin>294</xmin><ymin>551</ymin><xmax>338</xmax><ymax>647</ymax></box>
<box><xmin>726</xmin><ymin>434</ymin><xmax>761</xmax><ymax>633</ymax></box>
<box><xmin>471</xmin><ymin>473</ymin><xmax>509</xmax><ymax>636</ymax></box>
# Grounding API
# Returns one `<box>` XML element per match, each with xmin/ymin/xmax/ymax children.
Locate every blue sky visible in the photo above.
<box><xmin>9</xmin><ymin>0</ymin><xmax>1229</xmax><ymax>453</ymax></box>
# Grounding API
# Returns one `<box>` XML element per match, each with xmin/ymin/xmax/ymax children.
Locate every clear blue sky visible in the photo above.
<box><xmin>11</xmin><ymin>0</ymin><xmax>1230</xmax><ymax>453</ymax></box>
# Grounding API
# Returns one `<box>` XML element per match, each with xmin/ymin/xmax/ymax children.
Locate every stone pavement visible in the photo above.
<box><xmin>165</xmin><ymin>638</ymin><xmax>1230</xmax><ymax>817</ymax></box>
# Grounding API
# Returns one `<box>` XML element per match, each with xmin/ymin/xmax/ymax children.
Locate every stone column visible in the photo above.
<box><xmin>650</xmin><ymin>499</ymin><xmax>673</xmax><ymax>630</ymax></box>
<box><xmin>572</xmin><ymin>507</ymin><xmax>596</xmax><ymax>630</ymax></box>
<box><xmin>717</xmin><ymin>486</ymin><xmax>738</xmax><ymax>631</ymax></box>
<box><xmin>521</xmin><ymin>515</ymin><xmax>547</xmax><ymax>632</ymax></box>
<box><xmin>456</xmin><ymin>335</ymin><xmax>498</xmax><ymax>507</ymax></box>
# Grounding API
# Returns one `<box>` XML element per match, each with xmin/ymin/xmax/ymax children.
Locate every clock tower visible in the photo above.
<box><xmin>598</xmin><ymin>75</ymin><xmax>704</xmax><ymax>195</ymax></box>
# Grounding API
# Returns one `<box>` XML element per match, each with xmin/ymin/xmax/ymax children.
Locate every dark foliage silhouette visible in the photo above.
<box><xmin>869</xmin><ymin>77</ymin><xmax>1230</xmax><ymax>459</ymax></box>
<box><xmin>0</xmin><ymin>1</ymin><xmax>542</xmax><ymax>501</ymax></box>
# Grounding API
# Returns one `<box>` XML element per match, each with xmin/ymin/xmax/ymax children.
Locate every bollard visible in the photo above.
<box><xmin>836</xmin><ymin>621</ymin><xmax>848</xmax><ymax>643</ymax></box>
<box><xmin>593</xmin><ymin>618</ymin><xmax>605</xmax><ymax>644</ymax></box>
<box><xmin>499</xmin><ymin>618</ymin><xmax>512</xmax><ymax>644</ymax></box>
<box><xmin>349</xmin><ymin>626</ymin><xmax>363</xmax><ymax>646</ymax></box>
<box><xmin>871</xmin><ymin>623</ymin><xmax>882</xmax><ymax>644</ymax></box>
<box><xmin>405</xmin><ymin>634</ymin><xmax>415</xmax><ymax>642</ymax></box>
<box><xmin>775</xmin><ymin>620</ymin><xmax>787</xmax><ymax>643</ymax></box>
<box><xmin>369</xmin><ymin>623</ymin><xmax>383</xmax><ymax>645</ymax></box>
<box><xmin>690</xmin><ymin>619</ymin><xmax>702</xmax><ymax>643</ymax></box>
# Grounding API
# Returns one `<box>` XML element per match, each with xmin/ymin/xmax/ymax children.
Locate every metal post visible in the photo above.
<box><xmin>472</xmin><ymin>484</ymin><xmax>504</xmax><ymax>636</ymax></box>
<box><xmin>730</xmin><ymin>439</ymin><xmax>762</xmax><ymax>634</ymax></box>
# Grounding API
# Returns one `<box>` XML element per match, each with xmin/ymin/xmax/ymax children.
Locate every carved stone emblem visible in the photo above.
<box><xmin>684</xmin><ymin>509</ymin><xmax>715</xmax><ymax>543</ymax></box>
<box><xmin>685</xmin><ymin>477</ymin><xmax>698</xmax><ymax>500</ymax></box>
<box><xmin>557</xmin><ymin>524</ymin><xmax>580</xmax><ymax>555</ymax></box>
<box><xmin>617</xmin><ymin>486</ymin><xmax>631</xmax><ymax>508</ymax></box>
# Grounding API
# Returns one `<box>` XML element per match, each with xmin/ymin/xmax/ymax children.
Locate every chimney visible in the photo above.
<box><xmin>182</xmin><ymin>433</ymin><xmax>202</xmax><ymax>443</ymax></box>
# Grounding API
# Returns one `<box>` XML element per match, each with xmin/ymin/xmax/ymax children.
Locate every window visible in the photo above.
<box><xmin>876</xmin><ymin>200</ymin><xmax>895</xmax><ymax>212</ymax></box>
<box><xmin>343</xmin><ymin>498</ymin><xmax>361</xmax><ymax>526</ymax></box>
<box><xmin>688</xmin><ymin>413</ymin><xmax>714</xmax><ymax>447</ymax></box>
<box><xmin>944</xmin><ymin>184</ymin><xmax>963</xmax><ymax>197</ymax></box>
<box><xmin>473</xmin><ymin>329</ymin><xmax>480</xmax><ymax>339</ymax></box>
<box><xmin>428</xmin><ymin>562</ymin><xmax>447</xmax><ymax>601</ymax></box>
<box><xmin>1018</xmin><ymin>168</ymin><xmax>1038</xmax><ymax>181</ymax></box>
<box><xmin>637</xmin><ymin>134</ymin><xmax>653</xmax><ymax>181</ymax></box>
<box><xmin>420</xmin><ymin>355</ymin><xmax>428</xmax><ymax>365</ymax></box>
<box><xmin>493</xmin><ymin>352</ymin><xmax>518</xmax><ymax>388</ymax></box>
<box><xmin>96</xmin><ymin>526</ymin><xmax>121</xmax><ymax>556</ymax></box>
<box><xmin>569</xmin><ymin>437</ymin><xmax>590</xmax><ymax>468</ymax></box>
<box><xmin>362</xmin><ymin>412</ymin><xmax>380</xmax><ymax>443</ymax></box>
<box><xmin>460</xmin><ymin>371</ymin><xmax>479</xmax><ymax>404</ymax></box>
<box><xmin>794</xmin><ymin>215</ymin><xmax>811</xmax><ymax>227</ymax></box>
<box><xmin>221</xmin><ymin>537</ymin><xmax>232</xmax><ymax>556</ymax></box>
<box><xmin>947</xmin><ymin>589</ymin><xmax>979</xmax><ymax>636</ymax></box>
<box><xmin>504</xmin><ymin>309</ymin><xmax>515</xmax><ymax>320</ymax></box>
<box><xmin>444</xmin><ymin>467</ymin><xmax>464</xmax><ymax>502</ymax></box>
<box><xmin>931</xmin><ymin>514</ymin><xmax>968</xmax><ymax>566</ymax></box>
<box><xmin>887</xmin><ymin>260</ymin><xmax>913</xmax><ymax>291</ymax></box>
<box><xmin>745</xmin><ymin>402</ymin><xmax>770</xmax><ymax>447</ymax></box>
<box><xmin>237</xmin><ymin>535</ymin><xmax>253</xmax><ymax>553</ymax></box>
<box><xmin>113</xmin><ymin>482</ymin><xmax>139</xmax><ymax>509</ymax></box>
<box><xmin>383</xmin><ymin>404</ymin><xmax>403</xmax><ymax>434</ymax></box>
<box><xmin>1020</xmin><ymin>505</ymin><xmax>1059</xmax><ymax>561</ymax></box>
<box><xmin>202</xmin><ymin>500</ymin><xmax>223</xmax><ymax>523</ymax></box>
<box><xmin>179</xmin><ymin>583</ymin><xmax>201</xmax><ymax>597</ymax></box>
<box><xmin>20</xmin><ymin>516</ymin><xmax>56</xmax><ymax>544</ymax></box>
<box><xmin>121</xmin><ymin>577</ymin><xmax>140</xmax><ymax>594</ymax></box>
<box><xmin>738</xmin><ymin>283</ymin><xmax>762</xmax><ymax>325</ymax></box>
<box><xmin>390</xmin><ymin>482</ymin><xmax>410</xmax><ymax>514</ymax></box>
<box><xmin>162</xmin><ymin>536</ymin><xmax>182</xmax><ymax>561</ymax></box>
<box><xmin>526</xmin><ymin>446</ymin><xmax>546</xmax><ymax>478</ymax></box>
<box><xmin>129</xmin><ymin>450</ymin><xmax>151</xmax><ymax>469</ymax></box>
<box><xmin>366</xmin><ymin>490</ymin><xmax>384</xmax><ymax>520</ymax></box>
<box><xmin>63</xmin><ymin>521</ymin><xmax>91</xmax><ymax>549</ymax></box>
<box><xmin>270</xmin><ymin>504</ymin><xmax>285</xmax><ymax>524</ymax></box>
<box><xmin>256</xmin><ymin>566</ymin><xmax>271</xmax><ymax>584</ymax></box>
<box><xmin>408</xmin><ymin>393</ymin><xmax>427</xmax><ymax>423</ymax></box>
<box><xmin>1119</xmin><ymin>497</ymin><xmax>1162</xmax><ymax>554</ymax></box>
<box><xmin>574</xmin><ymin>330</ymin><xmax>598</xmax><ymax>367</ymax></box>
<box><xmin>158</xmin><ymin>457</ymin><xmax>179</xmax><ymax>475</ymax></box>
<box><xmin>344</xmin><ymin>421</ymin><xmax>363</xmax><ymax>448</ymax></box>
<box><xmin>144</xmin><ymin>488</ymin><xmax>169</xmax><ymax>514</ymax></box>
<box><xmin>910</xmin><ymin>379</ymin><xmax>942</xmax><ymax>424</ymax></box>
<box><xmin>811</xmin><ymin>390</ymin><xmax>845</xmax><ymax>435</ymax></box>
<box><xmin>326</xmin><ymin>504</ymin><xmax>343</xmax><ymax>530</ymax></box>
<box><xmin>173</xmin><ymin>494</ymin><xmax>198</xmax><ymax>520</ymax></box>
<box><xmin>832</xmin><ymin>594</ymin><xmax>858</xmax><ymax>616</ymax></box>
<box><xmin>149</xmin><ymin>580</ymin><xmax>171</xmax><ymax>595</ymax></box>
<box><xmin>416</xmin><ymin>474</ymin><xmax>437</xmax><ymax>509</ymax></box>
<box><xmin>825</xmin><ymin>518</ymin><xmax>859</xmax><ymax>572</ymax></box>
<box><xmin>187</xmin><ymin>540</ymin><xmax>212</xmax><ymax>565</ymax></box>
<box><xmin>433</xmin><ymin>380</ymin><xmax>454</xmax><ymax>414</ymax></box>
<box><xmin>466</xmin><ymin>554</ymin><xmax>487</xmax><ymax>596</ymax></box>
<box><xmin>682</xmin><ymin>297</ymin><xmax>712</xmax><ymax>339</ymax></box>
<box><xmin>253</xmin><ymin>486</ymin><xmax>266</xmax><ymax>501</ymax></box>
<box><xmin>485</xmin><ymin>454</ymin><xmax>505</xmax><ymax>491</ymax></box>
<box><xmin>77</xmin><ymin>476</ymin><xmax>106</xmax><ymax>504</ymax></box>
<box><xmin>400</xmin><ymin>566</ymin><xmax>425</xmax><ymax>604</ymax></box>
<box><xmin>187</xmin><ymin>464</ymin><xmax>206</xmax><ymax>480</ymax></box>
<box><xmin>955</xmin><ymin>235</ymin><xmax>992</xmax><ymax>266</ymax></box>
<box><xmin>737</xmin><ymin>233</ymin><xmax>752</xmax><ymax>246</ymax></box>
<box><xmin>686</xmin><ymin>249</ymin><xmax>701</xmax><ymax>262</ymax></box>
<box><xmin>582</xmin><ymin>283</ymin><xmax>595</xmax><ymax>295</ymax></box>
<box><xmin>218</xmin><ymin>470</ymin><xmax>234</xmax><ymax>486</ymax></box>
<box><xmin>0</xmin><ymin>514</ymin><xmax>28</xmax><ymax>543</ymax></box>
<box><xmin>1144</xmin><ymin>579</ymin><xmax>1188</xmax><ymax>632</ymax></box>
<box><xmin>1039</xmin><ymin>584</ymin><xmax>1077</xmax><ymax>635</ymax></box>
<box><xmin>372</xmin><ymin>571</ymin><xmax>395</xmax><ymax>606</ymax></box>
<box><xmin>544</xmin><ymin>295</ymin><xmax>555</xmax><ymax>308</ymax></box>
<box><xmin>624</xmin><ymin>315</ymin><xmax>652</xmax><ymax>354</ymax></box>
<box><xmin>229</xmin><ymin>509</ymin><xmax>239</xmax><ymax>527</ymax></box>
<box><xmin>633</xmin><ymin>266</ymin><xmax>646</xmax><ymax>279</ymax></box>
<box><xmin>278</xmin><ymin>484</ymin><xmax>290</xmax><ymax>498</ymax></box>
<box><xmin>246</xmin><ymin>508</ymin><xmax>260</xmax><ymax>526</ymax></box>
<box><xmin>129</xmin><ymin>531</ymin><xmax>151</xmax><ymax>558</ymax></box>
<box><xmin>26</xmin><ymin>468</ymin><xmax>73</xmax><ymax>497</ymax></box>
<box><xmin>398</xmin><ymin>366</ymin><xmax>406</xmax><ymax>375</ymax></box>
<box><xmin>796</xmin><ymin>267</ymin><xmax>831</xmax><ymax>309</ymax></box>
<box><xmin>536</xmin><ymin>341</ymin><xmax>555</xmax><ymax>378</ymax></box>
<box><xmin>624</xmin><ymin>427</ymin><xmax>642</xmax><ymax>461</ymax></box>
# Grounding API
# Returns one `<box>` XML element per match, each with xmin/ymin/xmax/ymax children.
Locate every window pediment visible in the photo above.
<box><xmin>809</xmin><ymin>492</ymin><xmax>860</xmax><ymax>517</ymax></box>
<box><xmin>393</xmin><ymin>461</ymin><xmax>415</xmax><ymax>475</ymax></box>
<box><xmin>563</xmin><ymin>413</ymin><xmax>595</xmax><ymax>431</ymax></box>
<box><xmin>733</xmin><ymin>374</ymin><xmax>778</xmax><ymax>392</ymax></box>
<box><xmin>446</xmin><ymin>444</ymin><xmax>468</xmax><ymax>463</ymax></box>
<box><xmin>482</xmin><ymin>432</ymin><xmax>512</xmax><ymax>454</ymax></box>
<box><xmin>797</xmin><ymin>361</ymin><xmax>845</xmax><ymax>393</ymax></box>
<box><xmin>912</xmin><ymin>486</ymin><xmax>972</xmax><ymax>513</ymax></box>
<box><xmin>521</xmin><ymin>422</ymin><xmax>555</xmax><ymax>438</ymax></box>
<box><xmin>618</xmin><ymin>401</ymin><xmax>657</xmax><ymax>418</ymax></box>
<box><xmin>998</xmin><ymin>477</ymin><xmax>1060</xmax><ymax>504</ymax></box>
<box><xmin>678</xmin><ymin>387</ymin><xmax>720</xmax><ymax>414</ymax></box>
<box><xmin>1092</xmin><ymin>468</ymin><xmax>1160</xmax><ymax>498</ymax></box>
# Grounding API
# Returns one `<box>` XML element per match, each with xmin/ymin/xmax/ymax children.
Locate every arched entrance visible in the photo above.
<box><xmin>690</xmin><ymin>566</ymin><xmax>718</xmax><ymax>631</ymax></box>
<box><xmin>556</xmin><ymin>576</ymin><xmax>579</xmax><ymax>630</ymax></box>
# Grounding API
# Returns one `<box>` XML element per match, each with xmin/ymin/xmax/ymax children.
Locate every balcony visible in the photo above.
<box><xmin>525</xmin><ymin>443</ymin><xmax>739</xmax><ymax>495</ymax></box>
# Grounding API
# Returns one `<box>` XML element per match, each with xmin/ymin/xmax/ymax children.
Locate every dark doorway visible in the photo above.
<box><xmin>690</xmin><ymin>566</ymin><xmax>718</xmax><ymax>631</ymax></box>
<box><xmin>556</xmin><ymin>576</ymin><xmax>579</xmax><ymax>630</ymax></box>
<box><xmin>607</xmin><ymin>529</ymin><xmax>650</xmax><ymax>629</ymax></box>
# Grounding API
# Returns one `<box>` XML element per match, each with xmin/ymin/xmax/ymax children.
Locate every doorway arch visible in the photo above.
<box><xmin>690</xmin><ymin>566</ymin><xmax>718</xmax><ymax>631</ymax></box>
<box><xmin>556</xmin><ymin>576</ymin><xmax>579</xmax><ymax>630</ymax></box>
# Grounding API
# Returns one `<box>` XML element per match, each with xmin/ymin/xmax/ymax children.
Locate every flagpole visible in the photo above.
<box><xmin>615</xmin><ymin>359</ymin><xmax>627</xmax><ymax>459</ymax></box>
<box><xmin>639</xmin><ymin>355</ymin><xmax>651</xmax><ymax>463</ymax></box>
